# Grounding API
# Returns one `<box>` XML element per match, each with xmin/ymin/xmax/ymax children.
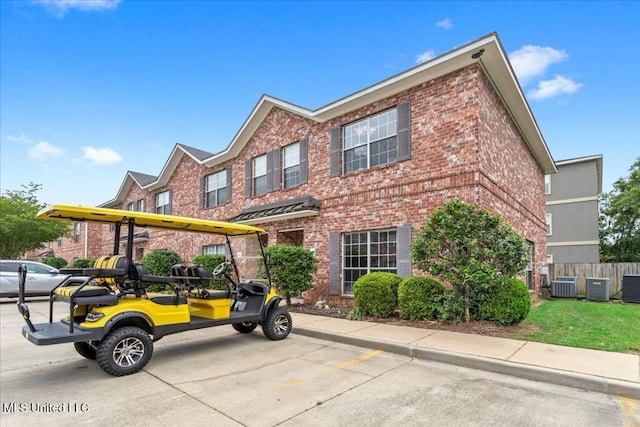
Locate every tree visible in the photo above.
<box><xmin>0</xmin><ymin>183</ymin><xmax>69</xmax><ymax>259</ymax></box>
<box><xmin>599</xmin><ymin>158</ymin><xmax>640</xmax><ymax>262</ymax></box>
<box><xmin>263</xmin><ymin>245</ymin><xmax>318</xmax><ymax>306</ymax></box>
<box><xmin>410</xmin><ymin>200</ymin><xmax>528</xmax><ymax>322</ymax></box>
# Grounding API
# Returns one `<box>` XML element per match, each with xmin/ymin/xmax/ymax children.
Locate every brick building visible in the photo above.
<box><xmin>43</xmin><ymin>33</ymin><xmax>556</xmax><ymax>303</ymax></box>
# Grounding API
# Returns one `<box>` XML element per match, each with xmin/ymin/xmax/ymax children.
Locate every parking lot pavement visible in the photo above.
<box><xmin>1</xmin><ymin>300</ymin><xmax>638</xmax><ymax>427</ymax></box>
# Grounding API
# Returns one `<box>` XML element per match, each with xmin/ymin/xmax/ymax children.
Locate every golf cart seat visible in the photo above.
<box><xmin>53</xmin><ymin>255</ymin><xmax>127</xmax><ymax>305</ymax></box>
<box><xmin>185</xmin><ymin>265</ymin><xmax>230</xmax><ymax>300</ymax></box>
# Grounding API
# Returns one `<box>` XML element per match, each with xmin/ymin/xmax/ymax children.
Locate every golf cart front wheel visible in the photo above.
<box><xmin>97</xmin><ymin>326</ymin><xmax>153</xmax><ymax>376</ymax></box>
<box><xmin>262</xmin><ymin>307</ymin><xmax>292</xmax><ymax>340</ymax></box>
<box><xmin>232</xmin><ymin>322</ymin><xmax>258</xmax><ymax>334</ymax></box>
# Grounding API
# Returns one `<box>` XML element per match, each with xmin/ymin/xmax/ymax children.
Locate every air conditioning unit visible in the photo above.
<box><xmin>586</xmin><ymin>277</ymin><xmax>610</xmax><ymax>302</ymax></box>
<box><xmin>622</xmin><ymin>275</ymin><xmax>640</xmax><ymax>303</ymax></box>
<box><xmin>551</xmin><ymin>280</ymin><xmax>577</xmax><ymax>298</ymax></box>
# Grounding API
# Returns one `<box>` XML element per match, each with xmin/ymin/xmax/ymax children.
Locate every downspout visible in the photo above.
<box><xmin>84</xmin><ymin>222</ymin><xmax>89</xmax><ymax>259</ymax></box>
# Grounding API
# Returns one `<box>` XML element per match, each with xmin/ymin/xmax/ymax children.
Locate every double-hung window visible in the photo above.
<box><xmin>127</xmin><ymin>199</ymin><xmax>145</xmax><ymax>212</ymax></box>
<box><xmin>253</xmin><ymin>155</ymin><xmax>268</xmax><ymax>196</ymax></box>
<box><xmin>155</xmin><ymin>190</ymin><xmax>171</xmax><ymax>215</ymax></box>
<box><xmin>203</xmin><ymin>244</ymin><xmax>225</xmax><ymax>255</ymax></box>
<box><xmin>545</xmin><ymin>213</ymin><xmax>553</xmax><ymax>235</ymax></box>
<box><xmin>283</xmin><ymin>142</ymin><xmax>300</xmax><ymax>189</ymax></box>
<box><xmin>206</xmin><ymin>170</ymin><xmax>228</xmax><ymax>207</ymax></box>
<box><xmin>343</xmin><ymin>108</ymin><xmax>398</xmax><ymax>174</ymax></box>
<box><xmin>342</xmin><ymin>229</ymin><xmax>397</xmax><ymax>295</ymax></box>
<box><xmin>73</xmin><ymin>223</ymin><xmax>81</xmax><ymax>243</ymax></box>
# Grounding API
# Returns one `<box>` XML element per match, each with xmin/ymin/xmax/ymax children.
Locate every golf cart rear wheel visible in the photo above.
<box><xmin>262</xmin><ymin>307</ymin><xmax>292</xmax><ymax>341</ymax></box>
<box><xmin>232</xmin><ymin>322</ymin><xmax>258</xmax><ymax>334</ymax></box>
<box><xmin>97</xmin><ymin>326</ymin><xmax>153</xmax><ymax>376</ymax></box>
<box><xmin>74</xmin><ymin>341</ymin><xmax>97</xmax><ymax>360</ymax></box>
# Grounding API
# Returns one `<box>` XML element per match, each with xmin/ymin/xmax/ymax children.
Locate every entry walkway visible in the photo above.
<box><xmin>291</xmin><ymin>313</ymin><xmax>640</xmax><ymax>399</ymax></box>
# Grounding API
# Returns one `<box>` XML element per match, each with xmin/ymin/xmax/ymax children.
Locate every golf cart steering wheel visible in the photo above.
<box><xmin>212</xmin><ymin>261</ymin><xmax>231</xmax><ymax>277</ymax></box>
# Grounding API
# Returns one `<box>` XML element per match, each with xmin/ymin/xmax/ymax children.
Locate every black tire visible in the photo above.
<box><xmin>96</xmin><ymin>326</ymin><xmax>153</xmax><ymax>377</ymax></box>
<box><xmin>232</xmin><ymin>322</ymin><xmax>258</xmax><ymax>334</ymax></box>
<box><xmin>74</xmin><ymin>341</ymin><xmax>97</xmax><ymax>360</ymax></box>
<box><xmin>261</xmin><ymin>307</ymin><xmax>292</xmax><ymax>341</ymax></box>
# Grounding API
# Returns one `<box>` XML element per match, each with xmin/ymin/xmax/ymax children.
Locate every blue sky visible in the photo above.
<box><xmin>1</xmin><ymin>0</ymin><xmax>639</xmax><ymax>206</ymax></box>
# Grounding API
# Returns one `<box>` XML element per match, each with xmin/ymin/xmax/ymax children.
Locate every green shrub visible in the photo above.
<box><xmin>435</xmin><ymin>289</ymin><xmax>465</xmax><ymax>322</ymax></box>
<box><xmin>352</xmin><ymin>272</ymin><xmax>402</xmax><ymax>318</ymax></box>
<box><xmin>42</xmin><ymin>256</ymin><xmax>67</xmax><ymax>269</ymax></box>
<box><xmin>191</xmin><ymin>254</ymin><xmax>226</xmax><ymax>275</ymax></box>
<box><xmin>141</xmin><ymin>249</ymin><xmax>182</xmax><ymax>292</ymax></box>
<box><xmin>262</xmin><ymin>245</ymin><xmax>318</xmax><ymax>306</ymax></box>
<box><xmin>398</xmin><ymin>277</ymin><xmax>446</xmax><ymax>320</ymax></box>
<box><xmin>475</xmin><ymin>278</ymin><xmax>531</xmax><ymax>325</ymax></box>
<box><xmin>191</xmin><ymin>254</ymin><xmax>227</xmax><ymax>290</ymax></box>
<box><xmin>69</xmin><ymin>258</ymin><xmax>95</xmax><ymax>268</ymax></box>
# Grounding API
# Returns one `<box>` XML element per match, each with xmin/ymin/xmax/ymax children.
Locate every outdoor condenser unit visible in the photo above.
<box><xmin>585</xmin><ymin>277</ymin><xmax>610</xmax><ymax>302</ymax></box>
<box><xmin>622</xmin><ymin>275</ymin><xmax>640</xmax><ymax>303</ymax></box>
<box><xmin>551</xmin><ymin>279</ymin><xmax>577</xmax><ymax>298</ymax></box>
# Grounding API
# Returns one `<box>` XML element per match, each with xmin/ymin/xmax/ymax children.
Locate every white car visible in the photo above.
<box><xmin>0</xmin><ymin>260</ymin><xmax>67</xmax><ymax>297</ymax></box>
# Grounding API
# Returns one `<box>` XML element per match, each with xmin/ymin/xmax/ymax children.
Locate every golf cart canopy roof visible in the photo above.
<box><xmin>36</xmin><ymin>205</ymin><xmax>265</xmax><ymax>236</ymax></box>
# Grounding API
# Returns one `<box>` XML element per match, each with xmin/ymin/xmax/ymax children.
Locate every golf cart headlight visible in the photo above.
<box><xmin>86</xmin><ymin>311</ymin><xmax>105</xmax><ymax>322</ymax></box>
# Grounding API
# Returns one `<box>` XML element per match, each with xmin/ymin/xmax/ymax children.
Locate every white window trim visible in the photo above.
<box><xmin>544</xmin><ymin>174</ymin><xmax>551</xmax><ymax>195</ymax></box>
<box><xmin>545</xmin><ymin>213</ymin><xmax>553</xmax><ymax>236</ymax></box>
<box><xmin>206</xmin><ymin>170</ymin><xmax>228</xmax><ymax>207</ymax></box>
<box><xmin>342</xmin><ymin>108</ymin><xmax>398</xmax><ymax>174</ymax></box>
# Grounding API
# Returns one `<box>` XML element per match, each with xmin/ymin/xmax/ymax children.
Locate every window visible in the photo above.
<box><xmin>342</xmin><ymin>229</ymin><xmax>397</xmax><ymax>295</ymax></box>
<box><xmin>206</xmin><ymin>170</ymin><xmax>228</xmax><ymax>207</ymax></box>
<box><xmin>544</xmin><ymin>175</ymin><xmax>551</xmax><ymax>194</ymax></box>
<box><xmin>127</xmin><ymin>199</ymin><xmax>144</xmax><ymax>211</ymax></box>
<box><xmin>545</xmin><ymin>213</ymin><xmax>553</xmax><ymax>235</ymax></box>
<box><xmin>203</xmin><ymin>244</ymin><xmax>225</xmax><ymax>255</ymax></box>
<box><xmin>546</xmin><ymin>254</ymin><xmax>554</xmax><ymax>264</ymax></box>
<box><xmin>343</xmin><ymin>108</ymin><xmax>397</xmax><ymax>174</ymax></box>
<box><xmin>155</xmin><ymin>190</ymin><xmax>171</xmax><ymax>215</ymax></box>
<box><xmin>73</xmin><ymin>223</ymin><xmax>81</xmax><ymax>243</ymax></box>
<box><xmin>283</xmin><ymin>142</ymin><xmax>300</xmax><ymax>188</ymax></box>
<box><xmin>253</xmin><ymin>154</ymin><xmax>267</xmax><ymax>196</ymax></box>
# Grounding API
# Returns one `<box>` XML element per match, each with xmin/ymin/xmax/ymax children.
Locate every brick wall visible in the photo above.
<box><xmin>49</xmin><ymin>63</ymin><xmax>547</xmax><ymax>301</ymax></box>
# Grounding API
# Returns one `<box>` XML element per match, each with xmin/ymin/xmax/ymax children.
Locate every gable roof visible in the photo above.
<box><xmin>102</xmin><ymin>32</ymin><xmax>556</xmax><ymax>207</ymax></box>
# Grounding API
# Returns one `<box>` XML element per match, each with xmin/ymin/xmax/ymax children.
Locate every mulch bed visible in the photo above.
<box><xmin>287</xmin><ymin>303</ymin><xmax>538</xmax><ymax>339</ymax></box>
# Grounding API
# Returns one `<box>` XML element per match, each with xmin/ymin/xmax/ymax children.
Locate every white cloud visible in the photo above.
<box><xmin>28</xmin><ymin>141</ymin><xmax>64</xmax><ymax>160</ymax></box>
<box><xmin>436</xmin><ymin>18</ymin><xmax>454</xmax><ymax>29</ymax></box>
<box><xmin>82</xmin><ymin>146</ymin><xmax>123</xmax><ymax>165</ymax></box>
<box><xmin>416</xmin><ymin>49</ymin><xmax>436</xmax><ymax>64</ymax></box>
<box><xmin>33</xmin><ymin>0</ymin><xmax>121</xmax><ymax>17</ymax></box>
<box><xmin>527</xmin><ymin>75</ymin><xmax>583</xmax><ymax>100</ymax></box>
<box><xmin>509</xmin><ymin>45</ymin><xmax>568</xmax><ymax>86</ymax></box>
<box><xmin>6</xmin><ymin>134</ymin><xmax>34</xmax><ymax>144</ymax></box>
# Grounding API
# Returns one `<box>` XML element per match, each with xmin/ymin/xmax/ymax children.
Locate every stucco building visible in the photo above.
<box><xmin>545</xmin><ymin>155</ymin><xmax>602</xmax><ymax>264</ymax></box>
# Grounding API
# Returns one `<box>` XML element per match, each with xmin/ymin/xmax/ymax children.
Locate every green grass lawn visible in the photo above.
<box><xmin>513</xmin><ymin>299</ymin><xmax>640</xmax><ymax>354</ymax></box>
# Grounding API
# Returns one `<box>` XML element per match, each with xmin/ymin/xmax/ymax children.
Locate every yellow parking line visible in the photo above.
<box><xmin>620</xmin><ymin>397</ymin><xmax>639</xmax><ymax>427</ymax></box>
<box><xmin>273</xmin><ymin>350</ymin><xmax>384</xmax><ymax>393</ymax></box>
<box><xmin>336</xmin><ymin>350</ymin><xmax>384</xmax><ymax>369</ymax></box>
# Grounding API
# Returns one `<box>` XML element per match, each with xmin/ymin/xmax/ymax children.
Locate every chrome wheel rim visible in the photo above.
<box><xmin>273</xmin><ymin>314</ymin><xmax>289</xmax><ymax>335</ymax></box>
<box><xmin>113</xmin><ymin>337</ymin><xmax>145</xmax><ymax>367</ymax></box>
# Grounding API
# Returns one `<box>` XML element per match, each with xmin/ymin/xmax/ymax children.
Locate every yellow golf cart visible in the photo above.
<box><xmin>17</xmin><ymin>205</ymin><xmax>292</xmax><ymax>376</ymax></box>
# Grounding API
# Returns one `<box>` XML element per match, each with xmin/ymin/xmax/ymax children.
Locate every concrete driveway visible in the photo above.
<box><xmin>1</xmin><ymin>299</ymin><xmax>636</xmax><ymax>426</ymax></box>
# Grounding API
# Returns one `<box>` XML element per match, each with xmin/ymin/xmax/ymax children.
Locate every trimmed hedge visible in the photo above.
<box><xmin>475</xmin><ymin>278</ymin><xmax>531</xmax><ymax>325</ymax></box>
<box><xmin>352</xmin><ymin>272</ymin><xmax>402</xmax><ymax>318</ymax></box>
<box><xmin>398</xmin><ymin>277</ymin><xmax>446</xmax><ymax>320</ymax></box>
<box><xmin>42</xmin><ymin>256</ymin><xmax>67</xmax><ymax>269</ymax></box>
<box><xmin>191</xmin><ymin>254</ymin><xmax>226</xmax><ymax>276</ymax></box>
<box><xmin>69</xmin><ymin>258</ymin><xmax>95</xmax><ymax>268</ymax></box>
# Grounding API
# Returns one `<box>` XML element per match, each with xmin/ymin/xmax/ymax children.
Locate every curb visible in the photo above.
<box><xmin>292</xmin><ymin>327</ymin><xmax>640</xmax><ymax>400</ymax></box>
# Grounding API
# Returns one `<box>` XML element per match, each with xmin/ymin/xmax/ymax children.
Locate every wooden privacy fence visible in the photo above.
<box><xmin>549</xmin><ymin>263</ymin><xmax>640</xmax><ymax>298</ymax></box>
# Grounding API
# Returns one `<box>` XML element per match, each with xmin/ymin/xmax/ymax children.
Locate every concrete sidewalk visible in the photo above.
<box><xmin>290</xmin><ymin>312</ymin><xmax>640</xmax><ymax>399</ymax></box>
